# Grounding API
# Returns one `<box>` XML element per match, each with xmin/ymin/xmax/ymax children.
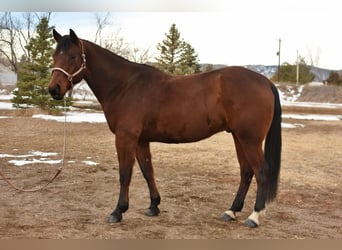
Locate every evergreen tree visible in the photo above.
<box><xmin>11</xmin><ymin>17</ymin><xmax>68</xmax><ymax>111</ymax></box>
<box><xmin>326</xmin><ymin>71</ymin><xmax>342</xmax><ymax>86</ymax></box>
<box><xmin>177</xmin><ymin>42</ymin><xmax>201</xmax><ymax>75</ymax></box>
<box><xmin>156</xmin><ymin>23</ymin><xmax>200</xmax><ymax>75</ymax></box>
<box><xmin>156</xmin><ymin>23</ymin><xmax>183</xmax><ymax>74</ymax></box>
<box><xmin>271</xmin><ymin>57</ymin><xmax>315</xmax><ymax>84</ymax></box>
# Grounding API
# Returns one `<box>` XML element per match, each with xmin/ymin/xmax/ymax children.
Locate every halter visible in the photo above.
<box><xmin>51</xmin><ymin>39</ymin><xmax>86</xmax><ymax>85</ymax></box>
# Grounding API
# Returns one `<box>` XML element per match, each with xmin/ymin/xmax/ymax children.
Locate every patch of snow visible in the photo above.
<box><xmin>73</xmin><ymin>100</ymin><xmax>96</xmax><ymax>105</ymax></box>
<box><xmin>0</xmin><ymin>153</ymin><xmax>33</xmax><ymax>158</ymax></box>
<box><xmin>32</xmin><ymin>112</ymin><xmax>106</xmax><ymax>123</ymax></box>
<box><xmin>308</xmin><ymin>82</ymin><xmax>324</xmax><ymax>86</ymax></box>
<box><xmin>283</xmin><ymin>114</ymin><xmax>342</xmax><ymax>121</ymax></box>
<box><xmin>0</xmin><ymin>93</ymin><xmax>13</xmax><ymax>100</ymax></box>
<box><xmin>30</xmin><ymin>151</ymin><xmax>58</xmax><ymax>157</ymax></box>
<box><xmin>279</xmin><ymin>85</ymin><xmax>304</xmax><ymax>103</ymax></box>
<box><xmin>8</xmin><ymin>159</ymin><xmax>61</xmax><ymax>166</ymax></box>
<box><xmin>282</xmin><ymin>101</ymin><xmax>342</xmax><ymax>109</ymax></box>
<box><xmin>0</xmin><ymin>102</ymin><xmax>14</xmax><ymax>110</ymax></box>
<box><xmin>0</xmin><ymin>151</ymin><xmax>57</xmax><ymax>159</ymax></box>
<box><xmin>281</xmin><ymin>123</ymin><xmax>305</xmax><ymax>129</ymax></box>
<box><xmin>1</xmin><ymin>150</ymin><xmax>61</xmax><ymax>166</ymax></box>
<box><xmin>82</xmin><ymin>160</ymin><xmax>98</xmax><ymax>166</ymax></box>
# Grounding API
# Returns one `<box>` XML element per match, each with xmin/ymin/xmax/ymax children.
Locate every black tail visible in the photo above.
<box><xmin>264</xmin><ymin>83</ymin><xmax>282</xmax><ymax>203</ymax></box>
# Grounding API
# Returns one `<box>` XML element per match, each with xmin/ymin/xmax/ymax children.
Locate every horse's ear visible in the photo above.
<box><xmin>53</xmin><ymin>29</ymin><xmax>62</xmax><ymax>42</ymax></box>
<box><xmin>69</xmin><ymin>29</ymin><xmax>79</xmax><ymax>44</ymax></box>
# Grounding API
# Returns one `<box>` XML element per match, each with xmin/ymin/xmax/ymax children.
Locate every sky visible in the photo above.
<box><xmin>2</xmin><ymin>0</ymin><xmax>342</xmax><ymax>69</ymax></box>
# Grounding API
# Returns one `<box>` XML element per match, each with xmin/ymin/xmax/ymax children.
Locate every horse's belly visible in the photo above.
<box><xmin>142</xmin><ymin>118</ymin><xmax>226</xmax><ymax>143</ymax></box>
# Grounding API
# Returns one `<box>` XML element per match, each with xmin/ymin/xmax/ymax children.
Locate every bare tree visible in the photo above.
<box><xmin>94</xmin><ymin>12</ymin><xmax>111</xmax><ymax>46</ymax></box>
<box><xmin>128</xmin><ymin>46</ymin><xmax>151</xmax><ymax>64</ymax></box>
<box><xmin>108</xmin><ymin>34</ymin><xmax>152</xmax><ymax>63</ymax></box>
<box><xmin>103</xmin><ymin>30</ymin><xmax>130</xmax><ymax>56</ymax></box>
<box><xmin>0</xmin><ymin>12</ymin><xmax>52</xmax><ymax>72</ymax></box>
<box><xmin>306</xmin><ymin>46</ymin><xmax>321</xmax><ymax>67</ymax></box>
<box><xmin>0</xmin><ymin>12</ymin><xmax>19</xmax><ymax>71</ymax></box>
<box><xmin>92</xmin><ymin>13</ymin><xmax>151</xmax><ymax>63</ymax></box>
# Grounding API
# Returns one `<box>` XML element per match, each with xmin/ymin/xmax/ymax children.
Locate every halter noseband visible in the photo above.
<box><xmin>51</xmin><ymin>39</ymin><xmax>86</xmax><ymax>85</ymax></box>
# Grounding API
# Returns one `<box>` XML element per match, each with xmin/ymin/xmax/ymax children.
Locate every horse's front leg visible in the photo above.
<box><xmin>136</xmin><ymin>141</ymin><xmax>161</xmax><ymax>217</ymax></box>
<box><xmin>108</xmin><ymin>132</ymin><xmax>137</xmax><ymax>223</ymax></box>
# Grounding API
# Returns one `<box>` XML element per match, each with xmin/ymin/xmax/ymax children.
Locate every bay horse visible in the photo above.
<box><xmin>48</xmin><ymin>29</ymin><xmax>281</xmax><ymax>228</ymax></box>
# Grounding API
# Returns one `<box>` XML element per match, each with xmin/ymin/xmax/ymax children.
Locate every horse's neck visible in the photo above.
<box><xmin>82</xmin><ymin>40</ymin><xmax>137</xmax><ymax>103</ymax></box>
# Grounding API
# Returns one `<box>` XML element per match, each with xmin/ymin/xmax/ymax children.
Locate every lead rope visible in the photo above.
<box><xmin>0</xmin><ymin>98</ymin><xmax>67</xmax><ymax>192</ymax></box>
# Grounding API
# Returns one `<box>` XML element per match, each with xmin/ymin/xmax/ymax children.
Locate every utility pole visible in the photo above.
<box><xmin>276</xmin><ymin>38</ymin><xmax>281</xmax><ymax>82</ymax></box>
<box><xmin>296</xmin><ymin>50</ymin><xmax>299</xmax><ymax>85</ymax></box>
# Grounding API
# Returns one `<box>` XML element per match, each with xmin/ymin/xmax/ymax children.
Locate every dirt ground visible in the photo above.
<box><xmin>0</xmin><ymin>105</ymin><xmax>341</xmax><ymax>239</ymax></box>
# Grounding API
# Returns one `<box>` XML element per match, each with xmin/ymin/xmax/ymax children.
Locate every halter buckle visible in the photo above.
<box><xmin>67</xmin><ymin>74</ymin><xmax>73</xmax><ymax>82</ymax></box>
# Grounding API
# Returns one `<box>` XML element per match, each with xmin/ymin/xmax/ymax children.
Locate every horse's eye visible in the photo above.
<box><xmin>70</xmin><ymin>55</ymin><xmax>76</xmax><ymax>60</ymax></box>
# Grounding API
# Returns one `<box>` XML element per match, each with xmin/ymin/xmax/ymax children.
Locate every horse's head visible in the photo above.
<box><xmin>48</xmin><ymin>29</ymin><xmax>86</xmax><ymax>100</ymax></box>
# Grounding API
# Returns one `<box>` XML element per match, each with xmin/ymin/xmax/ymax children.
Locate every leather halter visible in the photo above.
<box><xmin>51</xmin><ymin>39</ymin><xmax>86</xmax><ymax>85</ymax></box>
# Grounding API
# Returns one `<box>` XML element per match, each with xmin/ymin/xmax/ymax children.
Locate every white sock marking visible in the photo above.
<box><xmin>248</xmin><ymin>210</ymin><xmax>260</xmax><ymax>226</ymax></box>
<box><xmin>224</xmin><ymin>210</ymin><xmax>236</xmax><ymax>220</ymax></box>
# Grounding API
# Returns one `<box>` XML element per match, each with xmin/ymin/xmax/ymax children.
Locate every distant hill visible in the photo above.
<box><xmin>245</xmin><ymin>65</ymin><xmax>278</xmax><ymax>79</ymax></box>
<box><xmin>309</xmin><ymin>66</ymin><xmax>337</xmax><ymax>82</ymax></box>
<box><xmin>201</xmin><ymin>64</ymin><xmax>278</xmax><ymax>77</ymax></box>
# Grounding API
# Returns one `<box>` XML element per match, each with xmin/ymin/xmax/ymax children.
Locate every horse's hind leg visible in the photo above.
<box><xmin>245</xmin><ymin>159</ymin><xmax>269</xmax><ymax>228</ymax></box>
<box><xmin>136</xmin><ymin>141</ymin><xmax>161</xmax><ymax>217</ymax></box>
<box><xmin>223</xmin><ymin>134</ymin><xmax>254</xmax><ymax>222</ymax></box>
<box><xmin>224</xmin><ymin>133</ymin><xmax>267</xmax><ymax>228</ymax></box>
<box><xmin>238</xmin><ymin>138</ymin><xmax>266</xmax><ymax>228</ymax></box>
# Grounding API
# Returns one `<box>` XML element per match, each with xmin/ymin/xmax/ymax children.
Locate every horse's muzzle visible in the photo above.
<box><xmin>48</xmin><ymin>84</ymin><xmax>63</xmax><ymax>100</ymax></box>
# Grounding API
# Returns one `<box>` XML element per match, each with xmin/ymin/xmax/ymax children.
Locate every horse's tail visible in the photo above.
<box><xmin>264</xmin><ymin>83</ymin><xmax>282</xmax><ymax>203</ymax></box>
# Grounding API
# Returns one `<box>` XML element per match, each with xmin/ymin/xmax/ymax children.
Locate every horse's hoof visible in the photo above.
<box><xmin>108</xmin><ymin>212</ymin><xmax>122</xmax><ymax>223</ymax></box>
<box><xmin>245</xmin><ymin>219</ymin><xmax>258</xmax><ymax>228</ymax></box>
<box><xmin>222</xmin><ymin>211</ymin><xmax>236</xmax><ymax>221</ymax></box>
<box><xmin>222</xmin><ymin>213</ymin><xmax>236</xmax><ymax>222</ymax></box>
<box><xmin>145</xmin><ymin>207</ymin><xmax>160</xmax><ymax>217</ymax></box>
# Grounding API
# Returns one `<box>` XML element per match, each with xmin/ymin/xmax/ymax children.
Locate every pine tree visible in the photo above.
<box><xmin>156</xmin><ymin>23</ymin><xmax>200</xmax><ymax>75</ymax></box>
<box><xmin>177</xmin><ymin>42</ymin><xmax>201</xmax><ymax>75</ymax></box>
<box><xmin>298</xmin><ymin>58</ymin><xmax>315</xmax><ymax>83</ymax></box>
<box><xmin>11</xmin><ymin>17</ymin><xmax>68</xmax><ymax>111</ymax></box>
<box><xmin>156</xmin><ymin>24</ymin><xmax>183</xmax><ymax>74</ymax></box>
<box><xmin>326</xmin><ymin>71</ymin><xmax>342</xmax><ymax>86</ymax></box>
